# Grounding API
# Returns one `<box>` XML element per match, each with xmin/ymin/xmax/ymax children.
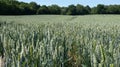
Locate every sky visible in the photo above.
<box><xmin>18</xmin><ymin>0</ymin><xmax>120</xmax><ymax>7</ymax></box>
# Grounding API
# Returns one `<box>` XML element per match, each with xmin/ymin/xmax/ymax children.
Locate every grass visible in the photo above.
<box><xmin>0</xmin><ymin>15</ymin><xmax>120</xmax><ymax>67</ymax></box>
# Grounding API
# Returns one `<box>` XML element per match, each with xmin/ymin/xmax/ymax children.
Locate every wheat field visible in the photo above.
<box><xmin>0</xmin><ymin>15</ymin><xmax>120</xmax><ymax>67</ymax></box>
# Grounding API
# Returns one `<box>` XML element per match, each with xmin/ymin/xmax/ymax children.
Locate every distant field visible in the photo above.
<box><xmin>0</xmin><ymin>15</ymin><xmax>120</xmax><ymax>67</ymax></box>
<box><xmin>0</xmin><ymin>15</ymin><xmax>120</xmax><ymax>25</ymax></box>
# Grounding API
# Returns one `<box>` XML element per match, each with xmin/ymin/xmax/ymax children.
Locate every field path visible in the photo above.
<box><xmin>66</xmin><ymin>16</ymin><xmax>78</xmax><ymax>21</ymax></box>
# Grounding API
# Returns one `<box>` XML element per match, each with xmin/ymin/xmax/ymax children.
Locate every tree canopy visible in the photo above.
<box><xmin>0</xmin><ymin>0</ymin><xmax>120</xmax><ymax>15</ymax></box>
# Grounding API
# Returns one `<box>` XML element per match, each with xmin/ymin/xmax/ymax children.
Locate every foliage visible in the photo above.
<box><xmin>0</xmin><ymin>0</ymin><xmax>120</xmax><ymax>15</ymax></box>
<box><xmin>48</xmin><ymin>5</ymin><xmax>61</xmax><ymax>14</ymax></box>
<box><xmin>37</xmin><ymin>5</ymin><xmax>49</xmax><ymax>14</ymax></box>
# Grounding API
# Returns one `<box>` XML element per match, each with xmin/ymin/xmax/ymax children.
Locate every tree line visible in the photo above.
<box><xmin>0</xmin><ymin>0</ymin><xmax>120</xmax><ymax>15</ymax></box>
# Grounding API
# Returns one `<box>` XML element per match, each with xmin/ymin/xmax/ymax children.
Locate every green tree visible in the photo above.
<box><xmin>0</xmin><ymin>0</ymin><xmax>20</xmax><ymax>15</ymax></box>
<box><xmin>85</xmin><ymin>5</ymin><xmax>91</xmax><ymax>14</ymax></box>
<box><xmin>106</xmin><ymin>5</ymin><xmax>120</xmax><ymax>14</ymax></box>
<box><xmin>37</xmin><ymin>5</ymin><xmax>49</xmax><ymax>14</ymax></box>
<box><xmin>61</xmin><ymin>7</ymin><xmax>67</xmax><ymax>15</ymax></box>
<box><xmin>48</xmin><ymin>5</ymin><xmax>61</xmax><ymax>14</ymax></box>
<box><xmin>76</xmin><ymin>4</ymin><xmax>88</xmax><ymax>15</ymax></box>
<box><xmin>0</xmin><ymin>2</ymin><xmax>7</xmax><ymax>15</ymax></box>
<box><xmin>91</xmin><ymin>7</ymin><xmax>97</xmax><ymax>14</ymax></box>
<box><xmin>29</xmin><ymin>2</ymin><xmax>40</xmax><ymax>14</ymax></box>
<box><xmin>19</xmin><ymin>2</ymin><xmax>32</xmax><ymax>15</ymax></box>
<box><xmin>96</xmin><ymin>4</ymin><xmax>106</xmax><ymax>14</ymax></box>
<box><xmin>66</xmin><ymin>5</ymin><xmax>76</xmax><ymax>15</ymax></box>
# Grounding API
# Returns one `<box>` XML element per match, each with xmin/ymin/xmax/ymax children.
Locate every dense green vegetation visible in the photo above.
<box><xmin>0</xmin><ymin>0</ymin><xmax>120</xmax><ymax>15</ymax></box>
<box><xmin>0</xmin><ymin>15</ymin><xmax>120</xmax><ymax>67</ymax></box>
